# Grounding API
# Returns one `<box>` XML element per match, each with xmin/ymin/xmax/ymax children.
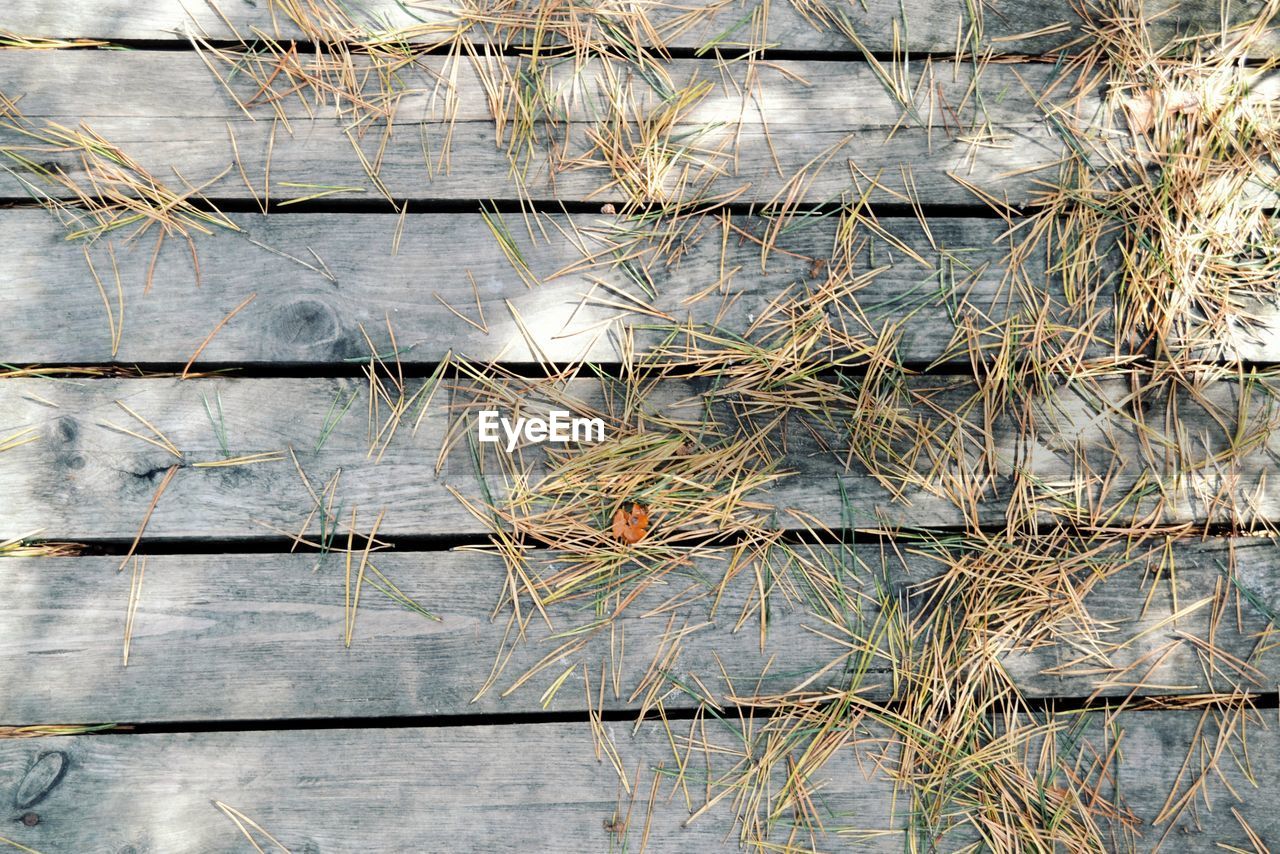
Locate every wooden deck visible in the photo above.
<box><xmin>2</xmin><ymin>1</ymin><xmax>1279</xmax><ymax>851</ymax></box>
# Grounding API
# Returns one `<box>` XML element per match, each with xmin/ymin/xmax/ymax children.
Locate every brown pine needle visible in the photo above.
<box><xmin>111</xmin><ymin>400</ymin><xmax>183</xmax><ymax>458</ymax></box>
<box><xmin>345</xmin><ymin>507</ymin><xmax>386</xmax><ymax>648</ymax></box>
<box><xmin>117</xmin><ymin>465</ymin><xmax>179</xmax><ymax>572</ymax></box>
<box><xmin>0</xmin><ymin>836</ymin><xmax>44</xmax><ymax>854</ymax></box>
<box><xmin>122</xmin><ymin>556</ymin><xmax>146</xmax><ymax>666</ymax></box>
<box><xmin>99</xmin><ymin>421</ymin><xmax>182</xmax><ymax>459</ymax></box>
<box><xmin>182</xmin><ymin>293</ymin><xmax>258</xmax><ymax>378</ymax></box>
<box><xmin>213</xmin><ymin>800</ymin><xmax>292</xmax><ymax>853</ymax></box>
<box><xmin>83</xmin><ymin>243</ymin><xmax>125</xmax><ymax>357</ymax></box>
<box><xmin>192</xmin><ymin>452</ymin><xmax>285</xmax><ymax>468</ymax></box>
<box><xmin>0</xmin><ymin>428</ymin><xmax>38</xmax><ymax>454</ymax></box>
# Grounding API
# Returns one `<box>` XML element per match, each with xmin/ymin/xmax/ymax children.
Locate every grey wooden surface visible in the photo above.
<box><xmin>2</xmin><ymin>373</ymin><xmax>1277</xmax><ymax>540</ymax></box>
<box><xmin>0</xmin><ymin>51</ymin><xmax>1074</xmax><ymax>205</ymax></box>
<box><xmin>0</xmin><ymin>710</ymin><xmax>1272</xmax><ymax>852</ymax></box>
<box><xmin>4</xmin><ymin>0</ymin><xmax>1272</xmax><ymax>55</ymax></box>
<box><xmin>8</xmin><ymin>204</ymin><xmax>1280</xmax><ymax>365</ymax></box>
<box><xmin>3</xmin><ymin>4</ymin><xmax>1279</xmax><ymax>850</ymax></box>
<box><xmin>0</xmin><ymin>538</ymin><xmax>1274</xmax><ymax>723</ymax></box>
<box><xmin>0</xmin><ymin>209</ymin><xmax>1073</xmax><ymax>366</ymax></box>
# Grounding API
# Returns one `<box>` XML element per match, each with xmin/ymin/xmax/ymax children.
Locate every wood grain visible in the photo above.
<box><xmin>0</xmin><ymin>209</ymin><xmax>1068</xmax><ymax>366</ymax></box>
<box><xmin>0</xmin><ymin>710</ymin><xmax>1272</xmax><ymax>852</ymax></box>
<box><xmin>0</xmin><ymin>537</ymin><xmax>1275</xmax><ymax>723</ymax></box>
<box><xmin>3</xmin><ymin>4</ymin><xmax>1278</xmax><ymax>844</ymax></box>
<box><xmin>2</xmin><ymin>373</ymin><xmax>1278</xmax><ymax>540</ymax></box>
<box><xmin>8</xmin><ymin>204</ymin><xmax>1280</xmax><ymax>365</ymax></box>
<box><xmin>3</xmin><ymin>0</ymin><xmax>1272</xmax><ymax>55</ymax></box>
<box><xmin>0</xmin><ymin>50</ymin><xmax>1074</xmax><ymax>205</ymax></box>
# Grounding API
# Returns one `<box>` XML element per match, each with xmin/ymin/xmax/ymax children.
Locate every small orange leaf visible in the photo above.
<box><xmin>1122</xmin><ymin>91</ymin><xmax>1156</xmax><ymax>135</ymax></box>
<box><xmin>611</xmin><ymin>503</ymin><xmax>650</xmax><ymax>544</ymax></box>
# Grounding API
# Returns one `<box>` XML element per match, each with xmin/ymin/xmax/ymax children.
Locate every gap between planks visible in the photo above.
<box><xmin>3</xmin><ymin>0</ymin><xmax>1271</xmax><ymax>55</ymax></box>
<box><xmin>0</xmin><ymin>710</ymin><xmax>1274</xmax><ymax>852</ymax></box>
<box><xmin>0</xmin><ymin>538</ymin><xmax>1277</xmax><ymax>722</ymax></box>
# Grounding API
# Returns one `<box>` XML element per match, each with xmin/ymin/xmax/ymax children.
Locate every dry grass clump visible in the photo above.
<box><xmin>417</xmin><ymin>0</ymin><xmax>699</xmax><ymax>63</ymax></box>
<box><xmin>680</xmin><ymin>522</ymin><xmax>1278</xmax><ymax>850</ymax></box>
<box><xmin>0</xmin><ymin>32</ymin><xmax>107</xmax><ymax>50</ymax></box>
<box><xmin>193</xmin><ymin>0</ymin><xmax>759</xmax><ymax>211</ymax></box>
<box><xmin>926</xmin><ymin>0</ymin><xmax>1280</xmax><ymax>525</ymax></box>
<box><xmin>573</xmin><ymin>68</ymin><xmax>742</xmax><ymax>214</ymax></box>
<box><xmin>204</xmin><ymin>0</ymin><xmax>436</xmax><ymax>120</ymax></box>
<box><xmin>193</xmin><ymin>4</ymin><xmax>439</xmax><ymax>201</ymax></box>
<box><xmin>580</xmin><ymin>4</ymin><xmax>1280</xmax><ymax>848</ymax></box>
<box><xmin>433</xmin><ymin>313</ymin><xmax>890</xmax><ymax>711</ymax></box>
<box><xmin>0</xmin><ymin>94</ymin><xmax>239</xmax><ymax>265</ymax></box>
<box><xmin>0</xmin><ymin>90</ymin><xmax>239</xmax><ymax>353</ymax></box>
<box><xmin>1020</xmin><ymin>0</ymin><xmax>1280</xmax><ymax>362</ymax></box>
<box><xmin>646</xmin><ymin>299</ymin><xmax>989</xmax><ymax>512</ymax></box>
<box><xmin>0</xmin><ymin>531</ymin><xmax>84</xmax><ymax>558</ymax></box>
<box><xmin>265</xmin><ymin>0</ymin><xmax>702</xmax><ymax>65</ymax></box>
<box><xmin>726</xmin><ymin>527</ymin><xmax>1141</xmax><ymax>849</ymax></box>
<box><xmin>631</xmin><ymin>213</ymin><xmax>1001</xmax><ymax>518</ymax></box>
<box><xmin>0</xmin><ymin>723</ymin><xmax>116</xmax><ymax>737</ymax></box>
<box><xmin>444</xmin><ymin>361</ymin><xmax>827</xmax><ymax>605</ymax></box>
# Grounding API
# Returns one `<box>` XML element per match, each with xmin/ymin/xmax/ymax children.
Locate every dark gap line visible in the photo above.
<box><xmin>71</xmin><ymin>38</ymin><xmax>1280</xmax><ymax>68</ymax></box>
<box><xmin>0</xmin><ymin>196</ymin><xmax>1019</xmax><ymax>220</ymax></box>
<box><xmin>30</xmin><ymin>689</ymin><xmax>1280</xmax><ymax>738</ymax></box>
<box><xmin>8</xmin><ymin>360</ymin><xmax>602</xmax><ymax>380</ymax></box>
<box><xmin>35</xmin><ymin>520</ymin><xmax>1277</xmax><ymax>559</ymax></box>
<box><xmin>62</xmin><ymin>533</ymin><xmax>493</xmax><ymax>557</ymax></box>
<box><xmin>4</xmin><ymin>193</ymin><xmax>1275</xmax><ymax>221</ymax></box>
<box><xmin>0</xmin><ymin>359</ymin><xmax>948</xmax><ymax>380</ymax></box>
<box><xmin>9</xmin><ymin>354</ymin><xmax>1280</xmax><ymax>381</ymax></box>
<box><xmin>51</xmin><ymin>36</ymin><xmax>1280</xmax><ymax>70</ymax></box>
<box><xmin>40</xmin><ymin>530</ymin><xmax>848</xmax><ymax>558</ymax></box>
<box><xmin>57</xmin><ymin>38</ymin><xmax>1059</xmax><ymax>65</ymax></box>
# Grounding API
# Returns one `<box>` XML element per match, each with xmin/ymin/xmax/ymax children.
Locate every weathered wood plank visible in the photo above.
<box><xmin>8</xmin><ymin>210</ymin><xmax>1280</xmax><ymax>366</ymax></box>
<box><xmin>0</xmin><ymin>549</ymin><xmax>850</xmax><ymax>722</ymax></box>
<box><xmin>0</xmin><ymin>538</ymin><xmax>1275</xmax><ymax>723</ymax></box>
<box><xmin>0</xmin><ymin>724</ymin><xmax>776</xmax><ymax>853</ymax></box>
<box><xmin>8</xmin><ymin>204</ymin><xmax>1280</xmax><ymax>365</ymax></box>
<box><xmin>2</xmin><ymin>373</ymin><xmax>1278</xmax><ymax>540</ymax></box>
<box><xmin>3</xmin><ymin>0</ymin><xmax>1272</xmax><ymax>55</ymax></box>
<box><xmin>0</xmin><ymin>711</ymin><xmax>1272</xmax><ymax>852</ymax></box>
<box><xmin>0</xmin><ymin>0</ymin><xmax>1024</xmax><ymax>53</ymax></box>
<box><xmin>0</xmin><ymin>209</ymin><xmax>1060</xmax><ymax>366</ymax></box>
<box><xmin>0</xmin><ymin>51</ymin><xmax>1072</xmax><ymax>205</ymax></box>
